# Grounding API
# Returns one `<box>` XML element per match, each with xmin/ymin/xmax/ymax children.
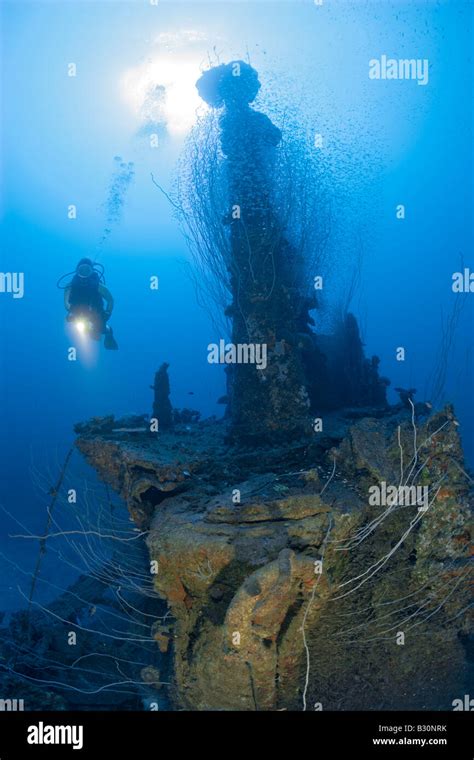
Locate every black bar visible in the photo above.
<box><xmin>0</xmin><ymin>710</ymin><xmax>472</xmax><ymax>757</ymax></box>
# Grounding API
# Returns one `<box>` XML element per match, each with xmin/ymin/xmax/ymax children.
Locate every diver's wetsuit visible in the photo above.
<box><xmin>64</xmin><ymin>275</ymin><xmax>115</xmax><ymax>342</ymax></box>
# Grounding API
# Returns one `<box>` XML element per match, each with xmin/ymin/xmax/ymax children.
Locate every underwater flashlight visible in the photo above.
<box><xmin>75</xmin><ymin>320</ymin><xmax>87</xmax><ymax>334</ymax></box>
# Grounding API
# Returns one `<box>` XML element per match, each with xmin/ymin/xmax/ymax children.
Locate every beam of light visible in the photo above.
<box><xmin>66</xmin><ymin>321</ymin><xmax>99</xmax><ymax>368</ymax></box>
<box><xmin>121</xmin><ymin>55</ymin><xmax>205</xmax><ymax>137</ymax></box>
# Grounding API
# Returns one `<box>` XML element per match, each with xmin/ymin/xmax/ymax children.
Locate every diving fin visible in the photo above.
<box><xmin>104</xmin><ymin>327</ymin><xmax>118</xmax><ymax>350</ymax></box>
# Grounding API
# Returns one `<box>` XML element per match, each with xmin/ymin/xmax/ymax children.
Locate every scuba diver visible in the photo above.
<box><xmin>58</xmin><ymin>259</ymin><xmax>118</xmax><ymax>350</ymax></box>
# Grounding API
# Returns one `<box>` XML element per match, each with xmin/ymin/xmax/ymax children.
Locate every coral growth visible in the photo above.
<box><xmin>75</xmin><ymin>404</ymin><xmax>473</xmax><ymax>710</ymax></box>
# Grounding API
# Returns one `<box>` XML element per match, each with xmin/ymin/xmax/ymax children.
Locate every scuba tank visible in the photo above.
<box><xmin>69</xmin><ymin>271</ymin><xmax>103</xmax><ymax>311</ymax></box>
<box><xmin>58</xmin><ymin>259</ymin><xmax>105</xmax><ymax>312</ymax></box>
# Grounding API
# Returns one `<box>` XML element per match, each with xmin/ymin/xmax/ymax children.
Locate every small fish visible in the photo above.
<box><xmin>188</xmin><ymin>391</ymin><xmax>194</xmax><ymax>395</ymax></box>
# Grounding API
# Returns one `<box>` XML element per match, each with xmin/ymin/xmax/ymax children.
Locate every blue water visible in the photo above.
<box><xmin>0</xmin><ymin>0</ymin><xmax>472</xmax><ymax>612</ymax></box>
